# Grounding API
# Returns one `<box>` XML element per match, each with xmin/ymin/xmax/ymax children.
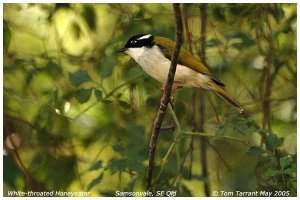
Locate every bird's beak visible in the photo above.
<box><xmin>116</xmin><ymin>47</ymin><xmax>128</xmax><ymax>53</ymax></box>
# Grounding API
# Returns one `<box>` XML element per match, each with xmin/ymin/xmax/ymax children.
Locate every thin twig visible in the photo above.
<box><xmin>73</xmin><ymin>73</ymin><xmax>143</xmax><ymax>120</ymax></box>
<box><xmin>168</xmin><ymin>104</ymin><xmax>181</xmax><ymax>130</ymax></box>
<box><xmin>199</xmin><ymin>3</ymin><xmax>210</xmax><ymax>197</ymax></box>
<box><xmin>4</xmin><ymin>114</ymin><xmax>37</xmax><ymax>130</ymax></box>
<box><xmin>160</xmin><ymin>125</ymin><xmax>176</xmax><ymax>132</ymax></box>
<box><xmin>6</xmin><ymin>132</ymin><xmax>45</xmax><ymax>191</ymax></box>
<box><xmin>209</xmin><ymin>143</ymin><xmax>231</xmax><ymax>172</ymax></box>
<box><xmin>199</xmin><ymin>4</ymin><xmax>207</xmax><ymax>66</ymax></box>
<box><xmin>262</xmin><ymin>6</ymin><xmax>273</xmax><ymax>132</ymax></box>
<box><xmin>152</xmin><ymin>106</ymin><xmax>183</xmax><ymax>185</ymax></box>
<box><xmin>188</xmin><ymin>136</ymin><xmax>194</xmax><ymax>179</ymax></box>
<box><xmin>183</xmin><ymin>131</ymin><xmax>251</xmax><ymax>146</ymax></box>
<box><xmin>183</xmin><ymin>3</ymin><xmax>196</xmax><ymax>180</ymax></box>
<box><xmin>206</xmin><ymin>93</ymin><xmax>220</xmax><ymax>123</ymax></box>
<box><xmin>182</xmin><ymin>4</ymin><xmax>194</xmax><ymax>54</ymax></box>
<box><xmin>145</xmin><ymin>3</ymin><xmax>183</xmax><ymax>190</ymax></box>
<box><xmin>171</xmin><ymin>144</ymin><xmax>193</xmax><ymax>185</ymax></box>
<box><xmin>153</xmin><ymin>141</ymin><xmax>176</xmax><ymax>185</ymax></box>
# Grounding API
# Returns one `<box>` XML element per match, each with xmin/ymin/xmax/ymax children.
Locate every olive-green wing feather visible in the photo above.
<box><xmin>154</xmin><ymin>36</ymin><xmax>224</xmax><ymax>86</ymax></box>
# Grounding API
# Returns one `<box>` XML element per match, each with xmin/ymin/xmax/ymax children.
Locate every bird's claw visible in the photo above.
<box><xmin>170</xmin><ymin>96</ymin><xmax>175</xmax><ymax>109</ymax></box>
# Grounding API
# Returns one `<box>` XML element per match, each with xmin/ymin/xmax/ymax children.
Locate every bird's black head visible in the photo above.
<box><xmin>117</xmin><ymin>34</ymin><xmax>155</xmax><ymax>53</ymax></box>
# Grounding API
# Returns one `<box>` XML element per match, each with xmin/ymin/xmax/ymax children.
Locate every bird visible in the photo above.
<box><xmin>117</xmin><ymin>33</ymin><xmax>243</xmax><ymax>113</ymax></box>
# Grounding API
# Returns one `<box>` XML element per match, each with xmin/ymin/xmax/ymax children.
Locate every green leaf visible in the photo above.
<box><xmin>25</xmin><ymin>68</ymin><xmax>38</xmax><ymax>85</ymax></box>
<box><xmin>82</xmin><ymin>5</ymin><xmax>97</xmax><ymax>31</ymax></box>
<box><xmin>66</xmin><ymin>54</ymin><xmax>81</xmax><ymax>65</ymax></box>
<box><xmin>231</xmin><ymin>123</ymin><xmax>248</xmax><ymax>135</ymax></box>
<box><xmin>264</xmin><ymin>169</ymin><xmax>280</xmax><ymax>177</ymax></box>
<box><xmin>112</xmin><ymin>145</ymin><xmax>124</xmax><ymax>153</ymax></box>
<box><xmin>224</xmin><ymin>32</ymin><xmax>252</xmax><ymax>41</ymax></box>
<box><xmin>216</xmin><ymin>124</ymin><xmax>228</xmax><ymax>136</ymax></box>
<box><xmin>124</xmin><ymin>176</ymin><xmax>138</xmax><ymax>192</ymax></box>
<box><xmin>69</xmin><ymin>69</ymin><xmax>92</xmax><ymax>87</ymax></box>
<box><xmin>230</xmin><ymin>43</ymin><xmax>244</xmax><ymax>51</ymax></box>
<box><xmin>4</xmin><ymin>155</ymin><xmax>25</xmax><ymax>190</ymax></box>
<box><xmin>100</xmin><ymin>190</ymin><xmax>116</xmax><ymax>197</ymax></box>
<box><xmin>181</xmin><ymin>167</ymin><xmax>204</xmax><ymax>180</ymax></box>
<box><xmin>119</xmin><ymin>101</ymin><xmax>131</xmax><ymax>110</ymax></box>
<box><xmin>43</xmin><ymin>61</ymin><xmax>63</xmax><ymax>80</ymax></box>
<box><xmin>212</xmin><ymin>6</ymin><xmax>226</xmax><ymax>21</ymax></box>
<box><xmin>4</xmin><ymin>20</ymin><xmax>11</xmax><ymax>51</ymax></box>
<box><xmin>75</xmin><ymin>88</ymin><xmax>93</xmax><ymax>103</ymax></box>
<box><xmin>127</xmin><ymin>159</ymin><xmax>145</xmax><ymax>173</ymax></box>
<box><xmin>107</xmin><ymin>158</ymin><xmax>126</xmax><ymax>175</ymax></box>
<box><xmin>283</xmin><ymin>164</ymin><xmax>296</xmax><ymax>175</ymax></box>
<box><xmin>89</xmin><ymin>160</ymin><xmax>103</xmax><ymax>171</ymax></box>
<box><xmin>205</xmin><ymin>38</ymin><xmax>223</xmax><ymax>48</ymax></box>
<box><xmin>225</xmin><ymin>32</ymin><xmax>246</xmax><ymax>40</ymax></box>
<box><xmin>280</xmin><ymin>156</ymin><xmax>293</xmax><ymax>170</ymax></box>
<box><xmin>256</xmin><ymin>157</ymin><xmax>271</xmax><ymax>169</ymax></box>
<box><xmin>266</xmin><ymin>134</ymin><xmax>284</xmax><ymax>150</ymax></box>
<box><xmin>97</xmin><ymin>56</ymin><xmax>116</xmax><ymax>78</ymax></box>
<box><xmin>55</xmin><ymin>3</ymin><xmax>70</xmax><ymax>10</ymax></box>
<box><xmin>71</xmin><ymin>22</ymin><xmax>82</xmax><ymax>39</ymax></box>
<box><xmin>270</xmin><ymin>4</ymin><xmax>284</xmax><ymax>23</ymax></box>
<box><xmin>126</xmin><ymin>123</ymin><xmax>144</xmax><ymax>136</ymax></box>
<box><xmin>228</xmin><ymin>4</ymin><xmax>253</xmax><ymax>17</ymax></box>
<box><xmin>94</xmin><ymin>89</ymin><xmax>103</xmax><ymax>101</ymax></box>
<box><xmin>29</xmin><ymin>154</ymin><xmax>76</xmax><ymax>191</ymax></box>
<box><xmin>230</xmin><ymin>40</ymin><xmax>255</xmax><ymax>50</ymax></box>
<box><xmin>246</xmin><ymin>146</ymin><xmax>265</xmax><ymax>156</ymax></box>
<box><xmin>225</xmin><ymin>32</ymin><xmax>255</xmax><ymax>50</ymax></box>
<box><xmin>87</xmin><ymin>172</ymin><xmax>104</xmax><ymax>191</ymax></box>
<box><xmin>179</xmin><ymin>184</ymin><xmax>193</xmax><ymax>197</ymax></box>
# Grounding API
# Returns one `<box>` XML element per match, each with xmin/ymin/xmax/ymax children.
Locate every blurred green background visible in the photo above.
<box><xmin>3</xmin><ymin>3</ymin><xmax>296</xmax><ymax>197</ymax></box>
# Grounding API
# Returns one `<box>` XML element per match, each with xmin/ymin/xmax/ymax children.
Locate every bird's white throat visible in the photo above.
<box><xmin>125</xmin><ymin>45</ymin><xmax>211</xmax><ymax>88</ymax></box>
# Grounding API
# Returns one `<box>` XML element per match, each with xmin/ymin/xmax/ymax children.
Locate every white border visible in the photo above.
<box><xmin>2</xmin><ymin>0</ymin><xmax>299</xmax><ymax>3</ymax></box>
<box><xmin>1</xmin><ymin>1</ymin><xmax>4</xmax><ymax>199</ymax></box>
<box><xmin>296</xmin><ymin>2</ymin><xmax>299</xmax><ymax>199</ymax></box>
<box><xmin>2</xmin><ymin>1</ymin><xmax>299</xmax><ymax>200</ymax></box>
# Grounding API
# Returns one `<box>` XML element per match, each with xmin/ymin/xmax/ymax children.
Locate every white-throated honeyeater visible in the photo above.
<box><xmin>117</xmin><ymin>33</ymin><xmax>243</xmax><ymax>112</ymax></box>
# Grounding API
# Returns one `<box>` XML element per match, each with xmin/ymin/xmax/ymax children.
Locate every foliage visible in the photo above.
<box><xmin>247</xmin><ymin>141</ymin><xmax>296</xmax><ymax>194</ymax></box>
<box><xmin>3</xmin><ymin>3</ymin><xmax>296</xmax><ymax>197</ymax></box>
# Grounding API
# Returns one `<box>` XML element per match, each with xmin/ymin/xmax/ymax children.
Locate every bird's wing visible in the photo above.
<box><xmin>154</xmin><ymin>36</ymin><xmax>224</xmax><ymax>86</ymax></box>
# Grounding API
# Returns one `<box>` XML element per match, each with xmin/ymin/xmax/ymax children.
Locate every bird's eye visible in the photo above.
<box><xmin>131</xmin><ymin>40</ymin><xmax>137</xmax><ymax>44</ymax></box>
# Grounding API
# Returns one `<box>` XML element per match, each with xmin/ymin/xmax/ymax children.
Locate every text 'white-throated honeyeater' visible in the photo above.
<box><xmin>117</xmin><ymin>34</ymin><xmax>243</xmax><ymax>113</ymax></box>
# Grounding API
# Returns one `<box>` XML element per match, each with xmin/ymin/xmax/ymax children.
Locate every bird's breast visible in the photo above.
<box><xmin>126</xmin><ymin>45</ymin><xmax>211</xmax><ymax>88</ymax></box>
<box><xmin>126</xmin><ymin>45</ymin><xmax>170</xmax><ymax>83</ymax></box>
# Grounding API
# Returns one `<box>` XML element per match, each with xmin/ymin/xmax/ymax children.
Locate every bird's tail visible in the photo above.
<box><xmin>211</xmin><ymin>82</ymin><xmax>243</xmax><ymax>113</ymax></box>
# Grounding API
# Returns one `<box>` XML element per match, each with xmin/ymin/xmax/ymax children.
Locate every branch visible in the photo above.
<box><xmin>183</xmin><ymin>3</ymin><xmax>197</xmax><ymax>179</ymax></box>
<box><xmin>183</xmin><ymin>131</ymin><xmax>251</xmax><ymax>146</ymax></box>
<box><xmin>199</xmin><ymin>3</ymin><xmax>207</xmax><ymax>66</ymax></box>
<box><xmin>199</xmin><ymin>3</ymin><xmax>210</xmax><ymax>197</ymax></box>
<box><xmin>4</xmin><ymin>114</ymin><xmax>37</xmax><ymax>130</ymax></box>
<box><xmin>262</xmin><ymin>6</ymin><xmax>274</xmax><ymax>132</ymax></box>
<box><xmin>171</xmin><ymin>143</ymin><xmax>193</xmax><ymax>185</ymax></box>
<box><xmin>151</xmin><ymin>104</ymin><xmax>182</xmax><ymax>187</ymax></box>
<box><xmin>182</xmin><ymin>4</ymin><xmax>194</xmax><ymax>54</ymax></box>
<box><xmin>73</xmin><ymin>73</ymin><xmax>143</xmax><ymax>120</ymax></box>
<box><xmin>182</xmin><ymin>3</ymin><xmax>196</xmax><ymax>180</ymax></box>
<box><xmin>153</xmin><ymin>141</ymin><xmax>176</xmax><ymax>185</ymax></box>
<box><xmin>209</xmin><ymin>143</ymin><xmax>231</xmax><ymax>172</ymax></box>
<box><xmin>146</xmin><ymin>3</ymin><xmax>183</xmax><ymax>190</ymax></box>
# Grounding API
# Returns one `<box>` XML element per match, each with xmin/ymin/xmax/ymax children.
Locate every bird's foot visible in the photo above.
<box><xmin>170</xmin><ymin>96</ymin><xmax>175</xmax><ymax>109</ymax></box>
<box><xmin>159</xmin><ymin>96</ymin><xmax>174</xmax><ymax>108</ymax></box>
<box><xmin>172</xmin><ymin>85</ymin><xmax>183</xmax><ymax>92</ymax></box>
<box><xmin>161</xmin><ymin>85</ymin><xmax>183</xmax><ymax>93</ymax></box>
<box><xmin>160</xmin><ymin>99</ymin><xmax>167</xmax><ymax>108</ymax></box>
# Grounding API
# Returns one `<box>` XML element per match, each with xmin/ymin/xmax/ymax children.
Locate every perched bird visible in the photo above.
<box><xmin>117</xmin><ymin>33</ymin><xmax>243</xmax><ymax>112</ymax></box>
